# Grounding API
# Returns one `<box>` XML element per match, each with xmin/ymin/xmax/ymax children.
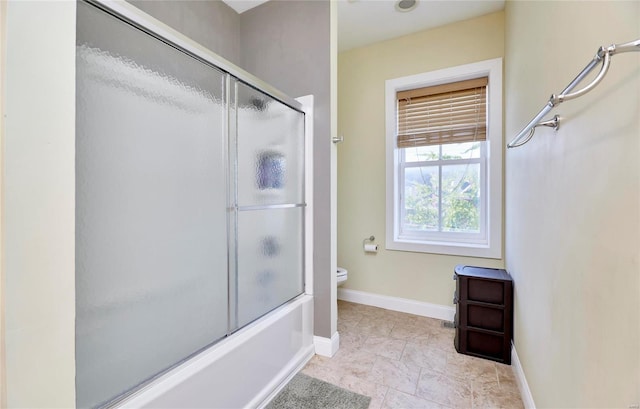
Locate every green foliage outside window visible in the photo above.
<box><xmin>403</xmin><ymin>143</ymin><xmax>480</xmax><ymax>233</ymax></box>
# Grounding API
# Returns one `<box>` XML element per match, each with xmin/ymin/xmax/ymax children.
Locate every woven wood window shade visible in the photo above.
<box><xmin>397</xmin><ymin>77</ymin><xmax>488</xmax><ymax>148</ymax></box>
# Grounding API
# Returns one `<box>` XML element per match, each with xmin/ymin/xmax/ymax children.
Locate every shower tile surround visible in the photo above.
<box><xmin>302</xmin><ymin>301</ymin><xmax>523</xmax><ymax>409</ymax></box>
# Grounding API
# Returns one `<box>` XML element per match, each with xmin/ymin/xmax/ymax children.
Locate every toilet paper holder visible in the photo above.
<box><xmin>362</xmin><ymin>235</ymin><xmax>378</xmax><ymax>253</ymax></box>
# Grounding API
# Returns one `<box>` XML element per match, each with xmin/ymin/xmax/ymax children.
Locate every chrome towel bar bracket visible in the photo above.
<box><xmin>507</xmin><ymin>38</ymin><xmax>640</xmax><ymax>149</ymax></box>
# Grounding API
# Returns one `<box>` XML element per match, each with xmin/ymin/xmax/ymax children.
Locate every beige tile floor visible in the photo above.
<box><xmin>301</xmin><ymin>300</ymin><xmax>524</xmax><ymax>409</ymax></box>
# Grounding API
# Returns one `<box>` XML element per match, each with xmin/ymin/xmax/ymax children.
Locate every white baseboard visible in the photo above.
<box><xmin>511</xmin><ymin>342</ymin><xmax>536</xmax><ymax>409</ymax></box>
<box><xmin>337</xmin><ymin>288</ymin><xmax>455</xmax><ymax>322</ymax></box>
<box><xmin>314</xmin><ymin>332</ymin><xmax>340</xmax><ymax>357</ymax></box>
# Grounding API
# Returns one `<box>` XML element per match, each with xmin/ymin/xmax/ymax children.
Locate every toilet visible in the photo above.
<box><xmin>337</xmin><ymin>267</ymin><xmax>348</xmax><ymax>286</ymax></box>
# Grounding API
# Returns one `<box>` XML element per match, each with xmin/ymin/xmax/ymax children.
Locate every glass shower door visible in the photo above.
<box><xmin>232</xmin><ymin>81</ymin><xmax>306</xmax><ymax>328</ymax></box>
<box><xmin>75</xmin><ymin>2</ymin><xmax>228</xmax><ymax>407</ymax></box>
<box><xmin>75</xmin><ymin>1</ymin><xmax>307</xmax><ymax>406</ymax></box>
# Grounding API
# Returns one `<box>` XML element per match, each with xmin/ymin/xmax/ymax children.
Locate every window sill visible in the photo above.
<box><xmin>386</xmin><ymin>238</ymin><xmax>501</xmax><ymax>259</ymax></box>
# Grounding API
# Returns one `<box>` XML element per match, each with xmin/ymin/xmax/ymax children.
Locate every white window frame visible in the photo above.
<box><xmin>385</xmin><ymin>58</ymin><xmax>503</xmax><ymax>259</ymax></box>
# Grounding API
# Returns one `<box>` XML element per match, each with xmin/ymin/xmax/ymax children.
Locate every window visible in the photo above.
<box><xmin>385</xmin><ymin>59</ymin><xmax>502</xmax><ymax>258</ymax></box>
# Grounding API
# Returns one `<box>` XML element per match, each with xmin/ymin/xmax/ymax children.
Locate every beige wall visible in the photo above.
<box><xmin>337</xmin><ymin>12</ymin><xmax>505</xmax><ymax>307</ymax></box>
<box><xmin>4</xmin><ymin>1</ymin><xmax>77</xmax><ymax>407</ymax></box>
<box><xmin>504</xmin><ymin>1</ymin><xmax>640</xmax><ymax>407</ymax></box>
<box><xmin>0</xmin><ymin>1</ymin><xmax>6</xmax><ymax>406</ymax></box>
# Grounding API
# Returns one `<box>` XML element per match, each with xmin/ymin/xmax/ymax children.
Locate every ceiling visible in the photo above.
<box><xmin>222</xmin><ymin>0</ymin><xmax>505</xmax><ymax>52</ymax></box>
<box><xmin>223</xmin><ymin>0</ymin><xmax>269</xmax><ymax>14</ymax></box>
<box><xmin>338</xmin><ymin>0</ymin><xmax>504</xmax><ymax>51</ymax></box>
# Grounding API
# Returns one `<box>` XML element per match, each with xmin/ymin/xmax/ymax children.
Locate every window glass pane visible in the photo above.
<box><xmin>403</xmin><ymin>145</ymin><xmax>439</xmax><ymax>162</ymax></box>
<box><xmin>441</xmin><ymin>142</ymin><xmax>482</xmax><ymax>160</ymax></box>
<box><xmin>403</xmin><ymin>166</ymin><xmax>439</xmax><ymax>231</ymax></box>
<box><xmin>403</xmin><ymin>142</ymin><xmax>482</xmax><ymax>163</ymax></box>
<box><xmin>441</xmin><ymin>164</ymin><xmax>481</xmax><ymax>233</ymax></box>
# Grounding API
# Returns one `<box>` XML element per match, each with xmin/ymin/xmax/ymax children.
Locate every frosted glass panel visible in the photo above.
<box><xmin>236</xmin><ymin>82</ymin><xmax>305</xmax><ymax>206</ymax></box>
<box><xmin>236</xmin><ymin>207</ymin><xmax>304</xmax><ymax>327</ymax></box>
<box><xmin>76</xmin><ymin>3</ymin><xmax>228</xmax><ymax>407</ymax></box>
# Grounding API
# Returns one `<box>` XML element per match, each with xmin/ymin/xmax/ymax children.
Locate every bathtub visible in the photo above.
<box><xmin>118</xmin><ymin>295</ymin><xmax>315</xmax><ymax>408</ymax></box>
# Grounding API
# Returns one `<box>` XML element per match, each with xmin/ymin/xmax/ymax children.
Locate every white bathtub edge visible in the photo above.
<box><xmin>117</xmin><ymin>295</ymin><xmax>314</xmax><ymax>408</ymax></box>
<box><xmin>252</xmin><ymin>344</ymin><xmax>315</xmax><ymax>409</ymax></box>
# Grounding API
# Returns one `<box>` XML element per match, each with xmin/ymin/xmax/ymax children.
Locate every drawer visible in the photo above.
<box><xmin>456</xmin><ymin>328</ymin><xmax>510</xmax><ymax>364</ymax></box>
<box><xmin>467</xmin><ymin>330</ymin><xmax>504</xmax><ymax>360</ymax></box>
<box><xmin>467</xmin><ymin>304</ymin><xmax>504</xmax><ymax>332</ymax></box>
<box><xmin>467</xmin><ymin>278</ymin><xmax>504</xmax><ymax>304</ymax></box>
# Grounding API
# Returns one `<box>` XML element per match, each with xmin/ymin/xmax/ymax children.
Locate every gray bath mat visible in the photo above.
<box><xmin>266</xmin><ymin>373</ymin><xmax>371</xmax><ymax>409</ymax></box>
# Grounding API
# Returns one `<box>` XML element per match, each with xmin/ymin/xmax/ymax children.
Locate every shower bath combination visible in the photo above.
<box><xmin>74</xmin><ymin>1</ymin><xmax>313</xmax><ymax>407</ymax></box>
